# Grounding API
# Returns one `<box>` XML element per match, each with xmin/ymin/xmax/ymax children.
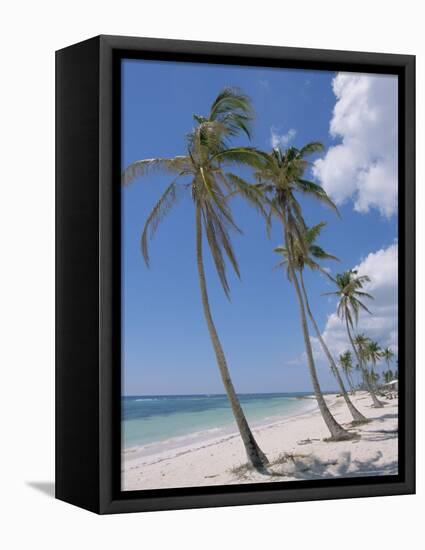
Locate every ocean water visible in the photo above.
<box><xmin>122</xmin><ymin>393</ymin><xmax>316</xmax><ymax>453</ymax></box>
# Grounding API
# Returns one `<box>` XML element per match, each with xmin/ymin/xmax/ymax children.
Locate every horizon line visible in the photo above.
<box><xmin>122</xmin><ymin>390</ymin><xmax>338</xmax><ymax>397</ymax></box>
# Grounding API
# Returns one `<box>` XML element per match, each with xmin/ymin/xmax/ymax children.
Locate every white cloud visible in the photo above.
<box><xmin>313</xmin><ymin>73</ymin><xmax>398</xmax><ymax>218</ymax></box>
<box><xmin>322</xmin><ymin>243</ymin><xmax>398</xmax><ymax>358</ymax></box>
<box><xmin>270</xmin><ymin>127</ymin><xmax>297</xmax><ymax>149</ymax></box>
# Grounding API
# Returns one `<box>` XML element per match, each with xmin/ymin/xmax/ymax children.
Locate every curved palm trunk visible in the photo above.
<box><xmin>345</xmin><ymin>318</ymin><xmax>383</xmax><ymax>408</ymax></box>
<box><xmin>299</xmin><ymin>272</ymin><xmax>367</xmax><ymax>424</ymax></box>
<box><xmin>283</xmin><ymin>222</ymin><xmax>351</xmax><ymax>440</ymax></box>
<box><xmin>195</xmin><ymin>205</ymin><xmax>268</xmax><ymax>470</ymax></box>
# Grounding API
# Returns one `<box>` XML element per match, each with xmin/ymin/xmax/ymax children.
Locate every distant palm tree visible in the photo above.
<box><xmin>354</xmin><ymin>334</ymin><xmax>373</xmax><ymax>390</ymax></box>
<box><xmin>122</xmin><ymin>88</ymin><xmax>269</xmax><ymax>470</ymax></box>
<box><xmin>367</xmin><ymin>371</ymin><xmax>380</xmax><ymax>388</ymax></box>
<box><xmin>275</xmin><ymin>223</ymin><xmax>367</xmax><ymax>423</ymax></box>
<box><xmin>382</xmin><ymin>347</ymin><xmax>395</xmax><ymax>378</ymax></box>
<box><xmin>325</xmin><ymin>270</ymin><xmax>383</xmax><ymax>408</ymax></box>
<box><xmin>365</xmin><ymin>340</ymin><xmax>383</xmax><ymax>388</ymax></box>
<box><xmin>383</xmin><ymin>369</ymin><xmax>394</xmax><ymax>384</ymax></box>
<box><xmin>254</xmin><ymin>145</ymin><xmax>352</xmax><ymax>440</ymax></box>
<box><xmin>339</xmin><ymin>351</ymin><xmax>355</xmax><ymax>393</ymax></box>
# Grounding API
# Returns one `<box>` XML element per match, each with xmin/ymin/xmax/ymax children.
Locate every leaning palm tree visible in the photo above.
<box><xmin>339</xmin><ymin>351</ymin><xmax>355</xmax><ymax>394</ymax></box>
<box><xmin>254</xmin><ymin>144</ymin><xmax>352</xmax><ymax>440</ymax></box>
<box><xmin>326</xmin><ymin>271</ymin><xmax>383</xmax><ymax>408</ymax></box>
<box><xmin>274</xmin><ymin>223</ymin><xmax>367</xmax><ymax>423</ymax></box>
<box><xmin>382</xmin><ymin>347</ymin><xmax>395</xmax><ymax>377</ymax></box>
<box><xmin>122</xmin><ymin>88</ymin><xmax>269</xmax><ymax>470</ymax></box>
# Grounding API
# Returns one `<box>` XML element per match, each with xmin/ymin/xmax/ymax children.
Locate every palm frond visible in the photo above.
<box><xmin>140</xmin><ymin>181</ymin><xmax>182</xmax><ymax>266</ymax></box>
<box><xmin>309</xmin><ymin>245</ymin><xmax>339</xmax><ymax>262</ymax></box>
<box><xmin>296</xmin><ymin>179</ymin><xmax>340</xmax><ymax>216</ymax></box>
<box><xmin>202</xmin><ymin>209</ymin><xmax>231</xmax><ymax>298</ymax></box>
<box><xmin>122</xmin><ymin>156</ymin><xmax>190</xmax><ymax>185</ymax></box>
<box><xmin>204</xmin><ymin>202</ymin><xmax>241</xmax><ymax>280</ymax></box>
<box><xmin>356</xmin><ymin>300</ymin><xmax>373</xmax><ymax>315</ymax></box>
<box><xmin>198</xmin><ymin>168</ymin><xmax>242</xmax><ymax>234</ymax></box>
<box><xmin>209</xmin><ymin>88</ymin><xmax>253</xmax><ymax>138</ymax></box>
<box><xmin>298</xmin><ymin>141</ymin><xmax>325</xmax><ymax>157</ymax></box>
<box><xmin>355</xmin><ymin>291</ymin><xmax>374</xmax><ymax>300</ymax></box>
<box><xmin>211</xmin><ymin>147</ymin><xmax>267</xmax><ymax>169</ymax></box>
<box><xmin>224</xmin><ymin>173</ymin><xmax>268</xmax><ymax>220</ymax></box>
<box><xmin>305</xmin><ymin>222</ymin><xmax>327</xmax><ymax>244</ymax></box>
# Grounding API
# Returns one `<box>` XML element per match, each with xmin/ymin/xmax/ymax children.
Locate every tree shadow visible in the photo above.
<box><xmin>372</xmin><ymin>413</ymin><xmax>398</xmax><ymax>423</ymax></box>
<box><xmin>279</xmin><ymin>451</ymin><xmax>398</xmax><ymax>480</ymax></box>
<box><xmin>26</xmin><ymin>481</ymin><xmax>55</xmax><ymax>498</ymax></box>
<box><xmin>230</xmin><ymin>446</ymin><xmax>398</xmax><ymax>483</ymax></box>
<box><xmin>361</xmin><ymin>429</ymin><xmax>398</xmax><ymax>442</ymax></box>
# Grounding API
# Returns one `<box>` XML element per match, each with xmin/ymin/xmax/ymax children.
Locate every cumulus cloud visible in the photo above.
<box><xmin>322</xmin><ymin>242</ymin><xmax>398</xmax><ymax>358</ymax></box>
<box><xmin>313</xmin><ymin>73</ymin><xmax>398</xmax><ymax>218</ymax></box>
<box><xmin>270</xmin><ymin>127</ymin><xmax>297</xmax><ymax>149</ymax></box>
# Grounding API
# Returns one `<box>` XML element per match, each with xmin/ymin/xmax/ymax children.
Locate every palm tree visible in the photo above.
<box><xmin>326</xmin><ymin>271</ymin><xmax>383</xmax><ymax>408</ymax></box>
<box><xmin>339</xmin><ymin>351</ymin><xmax>355</xmax><ymax>393</ymax></box>
<box><xmin>254</xmin><ymin>145</ymin><xmax>352</xmax><ymax>440</ymax></box>
<box><xmin>365</xmin><ymin>340</ymin><xmax>383</xmax><ymax>388</ymax></box>
<box><xmin>122</xmin><ymin>88</ymin><xmax>269</xmax><ymax>470</ymax></box>
<box><xmin>354</xmin><ymin>334</ymin><xmax>376</xmax><ymax>391</ymax></box>
<box><xmin>367</xmin><ymin>371</ymin><xmax>380</xmax><ymax>388</ymax></box>
<box><xmin>382</xmin><ymin>347</ymin><xmax>395</xmax><ymax>377</ymax></box>
<box><xmin>383</xmin><ymin>369</ymin><xmax>394</xmax><ymax>384</ymax></box>
<box><xmin>275</xmin><ymin>223</ymin><xmax>367</xmax><ymax>423</ymax></box>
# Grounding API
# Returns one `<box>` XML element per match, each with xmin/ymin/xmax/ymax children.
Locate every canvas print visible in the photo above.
<box><xmin>121</xmin><ymin>59</ymin><xmax>398</xmax><ymax>492</ymax></box>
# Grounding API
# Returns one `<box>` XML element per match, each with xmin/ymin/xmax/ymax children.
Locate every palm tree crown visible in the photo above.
<box><xmin>254</xmin><ymin>144</ymin><xmax>337</xmax><ymax>245</ymax></box>
<box><xmin>339</xmin><ymin>350</ymin><xmax>354</xmax><ymax>375</ymax></box>
<box><xmin>325</xmin><ymin>270</ymin><xmax>374</xmax><ymax>328</ymax></box>
<box><xmin>274</xmin><ymin>221</ymin><xmax>339</xmax><ymax>278</ymax></box>
<box><xmin>382</xmin><ymin>347</ymin><xmax>395</xmax><ymax>369</ymax></box>
<box><xmin>366</xmin><ymin>340</ymin><xmax>382</xmax><ymax>370</ymax></box>
<box><xmin>122</xmin><ymin>87</ymin><xmax>265</xmax><ymax>297</ymax></box>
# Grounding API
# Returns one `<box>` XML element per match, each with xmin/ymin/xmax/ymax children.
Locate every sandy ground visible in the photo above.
<box><xmin>122</xmin><ymin>392</ymin><xmax>398</xmax><ymax>491</ymax></box>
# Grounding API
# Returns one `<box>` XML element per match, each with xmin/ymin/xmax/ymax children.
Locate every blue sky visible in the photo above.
<box><xmin>121</xmin><ymin>59</ymin><xmax>398</xmax><ymax>395</ymax></box>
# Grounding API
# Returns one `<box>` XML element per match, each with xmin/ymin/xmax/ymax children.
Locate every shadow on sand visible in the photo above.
<box><xmin>230</xmin><ymin>426</ymin><xmax>398</xmax><ymax>482</ymax></box>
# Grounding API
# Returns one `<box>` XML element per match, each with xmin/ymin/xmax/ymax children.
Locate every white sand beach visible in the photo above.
<box><xmin>122</xmin><ymin>392</ymin><xmax>398</xmax><ymax>491</ymax></box>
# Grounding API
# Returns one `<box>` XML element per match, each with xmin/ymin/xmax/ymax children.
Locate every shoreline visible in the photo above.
<box><xmin>122</xmin><ymin>392</ymin><xmax>398</xmax><ymax>491</ymax></box>
<box><xmin>123</xmin><ymin>396</ymin><xmax>319</xmax><ymax>460</ymax></box>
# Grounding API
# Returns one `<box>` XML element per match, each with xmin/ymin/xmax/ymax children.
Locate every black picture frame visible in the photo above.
<box><xmin>56</xmin><ymin>34</ymin><xmax>415</xmax><ymax>514</ymax></box>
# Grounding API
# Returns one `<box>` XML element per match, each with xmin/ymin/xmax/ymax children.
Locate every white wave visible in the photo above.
<box><xmin>135</xmin><ymin>398</ymin><xmax>158</xmax><ymax>402</ymax></box>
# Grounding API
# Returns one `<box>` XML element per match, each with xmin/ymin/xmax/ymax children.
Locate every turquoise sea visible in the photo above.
<box><xmin>122</xmin><ymin>393</ymin><xmax>317</xmax><ymax>453</ymax></box>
